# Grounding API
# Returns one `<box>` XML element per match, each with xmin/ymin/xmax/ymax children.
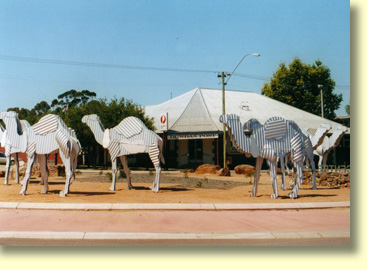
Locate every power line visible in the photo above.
<box><xmin>0</xmin><ymin>54</ymin><xmax>349</xmax><ymax>87</ymax></box>
<box><xmin>0</xmin><ymin>54</ymin><xmax>219</xmax><ymax>74</ymax></box>
<box><xmin>0</xmin><ymin>54</ymin><xmax>268</xmax><ymax>81</ymax></box>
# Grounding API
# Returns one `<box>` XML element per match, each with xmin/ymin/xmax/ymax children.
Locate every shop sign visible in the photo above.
<box><xmin>167</xmin><ymin>133</ymin><xmax>219</xmax><ymax>140</ymax></box>
<box><xmin>160</xmin><ymin>113</ymin><xmax>168</xmax><ymax>131</ymax></box>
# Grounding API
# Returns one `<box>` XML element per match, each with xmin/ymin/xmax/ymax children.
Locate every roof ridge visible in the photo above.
<box><xmin>197</xmin><ymin>88</ymin><xmax>220</xmax><ymax>130</ymax></box>
<box><xmin>169</xmin><ymin>88</ymin><xmax>200</xmax><ymax>130</ymax></box>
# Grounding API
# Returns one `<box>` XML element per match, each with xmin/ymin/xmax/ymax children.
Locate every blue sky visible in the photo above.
<box><xmin>0</xmin><ymin>0</ymin><xmax>350</xmax><ymax>116</ymax></box>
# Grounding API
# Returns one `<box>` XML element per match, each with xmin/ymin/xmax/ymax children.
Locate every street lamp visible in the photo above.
<box><xmin>219</xmin><ymin>53</ymin><xmax>261</xmax><ymax>170</ymax></box>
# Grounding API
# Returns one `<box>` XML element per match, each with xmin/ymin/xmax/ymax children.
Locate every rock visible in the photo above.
<box><xmin>234</xmin><ymin>165</ymin><xmax>255</xmax><ymax>175</ymax></box>
<box><xmin>196</xmin><ymin>164</ymin><xmax>219</xmax><ymax>174</ymax></box>
<box><xmin>266</xmin><ymin>167</ymin><xmax>286</xmax><ymax>175</ymax></box>
<box><xmin>219</xmin><ymin>167</ymin><xmax>231</xmax><ymax>177</ymax></box>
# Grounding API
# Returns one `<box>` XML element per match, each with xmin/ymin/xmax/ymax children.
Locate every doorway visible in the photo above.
<box><xmin>188</xmin><ymin>139</ymin><xmax>203</xmax><ymax>165</ymax></box>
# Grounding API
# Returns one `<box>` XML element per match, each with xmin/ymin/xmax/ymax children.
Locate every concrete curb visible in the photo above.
<box><xmin>0</xmin><ymin>230</ymin><xmax>350</xmax><ymax>240</ymax></box>
<box><xmin>0</xmin><ymin>201</ymin><xmax>350</xmax><ymax>211</ymax></box>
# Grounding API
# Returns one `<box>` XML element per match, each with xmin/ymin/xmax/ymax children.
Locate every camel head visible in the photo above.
<box><xmin>82</xmin><ymin>114</ymin><xmax>100</xmax><ymax>124</ymax></box>
<box><xmin>320</xmin><ymin>123</ymin><xmax>331</xmax><ymax>131</ymax></box>
<box><xmin>0</xmin><ymin>111</ymin><xmax>23</xmax><ymax>135</ymax></box>
<box><xmin>0</xmin><ymin>111</ymin><xmax>19</xmax><ymax>122</ymax></box>
<box><xmin>219</xmin><ymin>114</ymin><xmax>240</xmax><ymax>126</ymax></box>
<box><xmin>336</xmin><ymin>125</ymin><xmax>348</xmax><ymax>133</ymax></box>
<box><xmin>0</xmin><ymin>111</ymin><xmax>27</xmax><ymax>151</ymax></box>
<box><xmin>243</xmin><ymin>118</ymin><xmax>262</xmax><ymax>132</ymax></box>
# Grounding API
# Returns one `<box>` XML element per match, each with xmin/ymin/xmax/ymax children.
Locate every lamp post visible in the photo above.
<box><xmin>219</xmin><ymin>53</ymin><xmax>260</xmax><ymax>170</ymax></box>
<box><xmin>318</xmin><ymin>84</ymin><xmax>324</xmax><ymax>118</ymax></box>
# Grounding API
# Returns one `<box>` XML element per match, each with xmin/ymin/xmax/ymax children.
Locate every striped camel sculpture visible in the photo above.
<box><xmin>0</xmin><ymin>115</ymin><xmax>30</xmax><ymax>185</ymax></box>
<box><xmin>285</xmin><ymin>124</ymin><xmax>332</xmax><ymax>174</ymax></box>
<box><xmin>82</xmin><ymin>114</ymin><xmax>165</xmax><ymax>193</ymax></box>
<box><xmin>244</xmin><ymin>119</ymin><xmax>329</xmax><ymax>190</ymax></box>
<box><xmin>220</xmin><ymin>114</ymin><xmax>306</xmax><ymax>199</ymax></box>
<box><xmin>0</xmin><ymin>112</ymin><xmax>81</xmax><ymax>196</ymax></box>
<box><xmin>314</xmin><ymin>125</ymin><xmax>348</xmax><ymax>169</ymax></box>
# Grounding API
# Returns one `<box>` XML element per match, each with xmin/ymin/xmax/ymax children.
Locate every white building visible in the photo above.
<box><xmin>144</xmin><ymin>88</ymin><xmax>349</xmax><ymax>168</ymax></box>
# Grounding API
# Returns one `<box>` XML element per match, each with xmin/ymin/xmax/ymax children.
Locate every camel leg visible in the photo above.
<box><xmin>305</xmin><ymin>157</ymin><xmax>310</xmax><ymax>169</ymax></box>
<box><xmin>39</xmin><ymin>155</ymin><xmax>49</xmax><ymax>186</ymax></box>
<box><xmin>149</xmin><ymin>145</ymin><xmax>161</xmax><ymax>193</ymax></box>
<box><xmin>318</xmin><ymin>155</ymin><xmax>323</xmax><ymax>170</ymax></box>
<box><xmin>120</xmin><ymin>156</ymin><xmax>132</xmax><ymax>190</ymax></box>
<box><xmin>14</xmin><ymin>153</ymin><xmax>19</xmax><ymax>184</ymax></box>
<box><xmin>39</xmin><ymin>155</ymin><xmax>44</xmax><ymax>185</ymax></box>
<box><xmin>269</xmin><ymin>161</ymin><xmax>279</xmax><ymax>199</ymax></box>
<box><xmin>250</xmin><ymin>157</ymin><xmax>263</xmax><ymax>197</ymax></box>
<box><xmin>280</xmin><ymin>156</ymin><xmax>286</xmax><ymax>190</ymax></box>
<box><xmin>40</xmin><ymin>155</ymin><xmax>49</xmax><ymax>194</ymax></box>
<box><xmin>285</xmin><ymin>154</ymin><xmax>290</xmax><ymax>175</ymax></box>
<box><xmin>289</xmin><ymin>163</ymin><xmax>297</xmax><ymax>189</ymax></box>
<box><xmin>59</xmin><ymin>152</ymin><xmax>72</xmax><ymax>197</ymax></box>
<box><xmin>70</xmin><ymin>159</ymin><xmax>77</xmax><ymax>184</ymax></box>
<box><xmin>150</xmin><ymin>165</ymin><xmax>161</xmax><ymax>193</ymax></box>
<box><xmin>4</xmin><ymin>154</ymin><xmax>11</xmax><ymax>185</ymax></box>
<box><xmin>109</xmin><ymin>158</ymin><xmax>118</xmax><ymax>191</ymax></box>
<box><xmin>310</xmin><ymin>158</ymin><xmax>317</xmax><ymax>190</ymax></box>
<box><xmin>20</xmin><ymin>154</ymin><xmax>35</xmax><ymax>195</ymax></box>
<box><xmin>70</xmin><ymin>149</ymin><xmax>78</xmax><ymax>185</ymax></box>
<box><xmin>322</xmin><ymin>154</ymin><xmax>328</xmax><ymax>168</ymax></box>
<box><xmin>289</xmin><ymin>162</ymin><xmax>303</xmax><ymax>199</ymax></box>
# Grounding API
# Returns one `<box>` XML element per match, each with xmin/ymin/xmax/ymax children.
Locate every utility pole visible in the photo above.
<box><xmin>219</xmin><ymin>72</ymin><xmax>227</xmax><ymax>169</ymax></box>
<box><xmin>318</xmin><ymin>84</ymin><xmax>324</xmax><ymax>118</ymax></box>
<box><xmin>218</xmin><ymin>53</ymin><xmax>260</xmax><ymax>170</ymax></box>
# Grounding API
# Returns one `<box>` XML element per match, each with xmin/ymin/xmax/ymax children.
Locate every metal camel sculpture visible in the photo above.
<box><xmin>244</xmin><ymin>119</ymin><xmax>329</xmax><ymax>190</ymax></box>
<box><xmin>314</xmin><ymin>125</ymin><xmax>348</xmax><ymax>169</ymax></box>
<box><xmin>220</xmin><ymin>114</ymin><xmax>306</xmax><ymax>199</ymax></box>
<box><xmin>82</xmin><ymin>114</ymin><xmax>165</xmax><ymax>193</ymax></box>
<box><xmin>306</xmin><ymin>123</ymin><xmax>332</xmax><ymax>151</ymax></box>
<box><xmin>0</xmin><ymin>115</ymin><xmax>30</xmax><ymax>185</ymax></box>
<box><xmin>0</xmin><ymin>112</ymin><xmax>81</xmax><ymax>196</ymax></box>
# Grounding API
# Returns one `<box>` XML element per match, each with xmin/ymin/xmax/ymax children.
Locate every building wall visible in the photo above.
<box><xmin>0</xmin><ymin>146</ymin><xmax>63</xmax><ymax>165</ymax></box>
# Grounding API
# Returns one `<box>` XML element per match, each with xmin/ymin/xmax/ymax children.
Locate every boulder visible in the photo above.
<box><xmin>234</xmin><ymin>165</ymin><xmax>255</xmax><ymax>175</ymax></box>
<box><xmin>219</xmin><ymin>167</ymin><xmax>231</xmax><ymax>176</ymax></box>
<box><xmin>196</xmin><ymin>164</ymin><xmax>219</xmax><ymax>174</ymax></box>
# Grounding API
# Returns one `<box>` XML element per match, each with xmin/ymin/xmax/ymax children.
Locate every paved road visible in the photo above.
<box><xmin>0</xmin><ymin>208</ymin><xmax>350</xmax><ymax>246</ymax></box>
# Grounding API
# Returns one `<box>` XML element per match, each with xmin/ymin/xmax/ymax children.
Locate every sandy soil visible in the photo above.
<box><xmin>0</xmin><ymin>169</ymin><xmax>350</xmax><ymax>204</ymax></box>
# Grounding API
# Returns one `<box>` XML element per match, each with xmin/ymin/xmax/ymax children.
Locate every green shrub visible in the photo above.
<box><xmin>105</xmin><ymin>172</ymin><xmax>112</xmax><ymax>181</ymax></box>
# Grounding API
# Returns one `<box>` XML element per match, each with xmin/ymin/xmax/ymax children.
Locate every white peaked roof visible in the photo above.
<box><xmin>144</xmin><ymin>88</ymin><xmax>348</xmax><ymax>134</ymax></box>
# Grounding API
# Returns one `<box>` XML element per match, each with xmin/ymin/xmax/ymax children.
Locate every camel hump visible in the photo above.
<box><xmin>114</xmin><ymin>117</ymin><xmax>144</xmax><ymax>138</ymax></box>
<box><xmin>32</xmin><ymin>114</ymin><xmax>59</xmax><ymax>136</ymax></box>
<box><xmin>264</xmin><ymin>117</ymin><xmax>287</xmax><ymax>140</ymax></box>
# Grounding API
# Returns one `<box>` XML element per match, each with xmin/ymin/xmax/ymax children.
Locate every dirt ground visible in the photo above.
<box><xmin>0</xmin><ymin>169</ymin><xmax>350</xmax><ymax>204</ymax></box>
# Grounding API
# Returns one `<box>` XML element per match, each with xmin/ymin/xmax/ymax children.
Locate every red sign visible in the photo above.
<box><xmin>160</xmin><ymin>113</ymin><xmax>168</xmax><ymax>131</ymax></box>
<box><xmin>160</xmin><ymin>115</ymin><xmax>166</xmax><ymax>124</ymax></box>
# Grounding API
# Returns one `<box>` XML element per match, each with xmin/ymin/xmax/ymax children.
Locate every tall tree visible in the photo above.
<box><xmin>33</xmin><ymin>101</ymin><xmax>51</xmax><ymax>116</ymax></box>
<box><xmin>345</xmin><ymin>104</ymin><xmax>350</xmax><ymax>115</ymax></box>
<box><xmin>261</xmin><ymin>58</ymin><xmax>342</xmax><ymax>119</ymax></box>
<box><xmin>51</xmin><ymin>89</ymin><xmax>97</xmax><ymax>112</ymax></box>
